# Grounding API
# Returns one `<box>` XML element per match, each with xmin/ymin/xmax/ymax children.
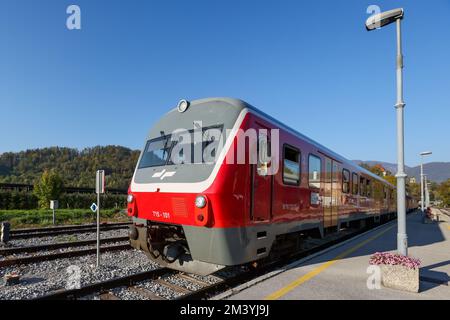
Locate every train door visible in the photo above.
<box><xmin>250</xmin><ymin>127</ymin><xmax>272</xmax><ymax>222</ymax></box>
<box><xmin>323</xmin><ymin>157</ymin><xmax>340</xmax><ymax>228</ymax></box>
<box><xmin>331</xmin><ymin>161</ymin><xmax>340</xmax><ymax>226</ymax></box>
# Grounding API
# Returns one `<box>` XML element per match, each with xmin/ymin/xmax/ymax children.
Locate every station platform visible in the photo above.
<box><xmin>221</xmin><ymin>209</ymin><xmax>450</xmax><ymax>300</ymax></box>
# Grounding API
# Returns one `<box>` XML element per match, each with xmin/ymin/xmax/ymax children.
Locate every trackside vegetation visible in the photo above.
<box><xmin>0</xmin><ymin>208</ymin><xmax>129</xmax><ymax>228</ymax></box>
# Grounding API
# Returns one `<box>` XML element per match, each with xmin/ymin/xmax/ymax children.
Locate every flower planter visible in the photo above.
<box><xmin>381</xmin><ymin>264</ymin><xmax>419</xmax><ymax>293</ymax></box>
<box><xmin>370</xmin><ymin>252</ymin><xmax>421</xmax><ymax>293</ymax></box>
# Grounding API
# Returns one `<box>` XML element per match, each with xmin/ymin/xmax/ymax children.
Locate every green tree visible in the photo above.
<box><xmin>436</xmin><ymin>179</ymin><xmax>450</xmax><ymax>206</ymax></box>
<box><xmin>33</xmin><ymin>169</ymin><xmax>64</xmax><ymax>209</ymax></box>
<box><xmin>407</xmin><ymin>182</ymin><xmax>420</xmax><ymax>198</ymax></box>
<box><xmin>383</xmin><ymin>175</ymin><xmax>397</xmax><ymax>186</ymax></box>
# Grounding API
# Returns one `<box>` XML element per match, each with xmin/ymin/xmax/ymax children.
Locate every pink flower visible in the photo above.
<box><xmin>369</xmin><ymin>252</ymin><xmax>421</xmax><ymax>269</ymax></box>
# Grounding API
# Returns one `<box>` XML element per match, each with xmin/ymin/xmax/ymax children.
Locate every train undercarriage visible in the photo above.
<box><xmin>129</xmin><ymin>221</ymin><xmax>226</xmax><ymax>275</ymax></box>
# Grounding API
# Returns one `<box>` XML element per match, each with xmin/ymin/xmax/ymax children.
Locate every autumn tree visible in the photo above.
<box><xmin>33</xmin><ymin>169</ymin><xmax>64</xmax><ymax>209</ymax></box>
<box><xmin>436</xmin><ymin>179</ymin><xmax>450</xmax><ymax>206</ymax></box>
<box><xmin>383</xmin><ymin>175</ymin><xmax>397</xmax><ymax>186</ymax></box>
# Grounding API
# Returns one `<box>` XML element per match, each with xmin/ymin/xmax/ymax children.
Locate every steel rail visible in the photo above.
<box><xmin>11</xmin><ymin>225</ymin><xmax>130</xmax><ymax>239</ymax></box>
<box><xmin>0</xmin><ymin>236</ymin><xmax>129</xmax><ymax>255</ymax></box>
<box><xmin>34</xmin><ymin>268</ymin><xmax>173</xmax><ymax>300</ymax></box>
<box><xmin>11</xmin><ymin>222</ymin><xmax>131</xmax><ymax>234</ymax></box>
<box><xmin>0</xmin><ymin>243</ymin><xmax>131</xmax><ymax>267</ymax></box>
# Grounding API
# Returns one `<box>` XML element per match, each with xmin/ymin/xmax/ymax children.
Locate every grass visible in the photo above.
<box><xmin>0</xmin><ymin>208</ymin><xmax>130</xmax><ymax>229</ymax></box>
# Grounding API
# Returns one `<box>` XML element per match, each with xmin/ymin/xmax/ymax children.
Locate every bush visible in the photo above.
<box><xmin>59</xmin><ymin>193</ymin><xmax>126</xmax><ymax>209</ymax></box>
<box><xmin>0</xmin><ymin>208</ymin><xmax>128</xmax><ymax>228</ymax></box>
<box><xmin>0</xmin><ymin>190</ymin><xmax>38</xmax><ymax>210</ymax></box>
<box><xmin>0</xmin><ymin>190</ymin><xmax>125</xmax><ymax>210</ymax></box>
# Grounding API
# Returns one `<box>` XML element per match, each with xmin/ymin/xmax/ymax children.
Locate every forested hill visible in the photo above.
<box><xmin>0</xmin><ymin>146</ymin><xmax>140</xmax><ymax>190</ymax></box>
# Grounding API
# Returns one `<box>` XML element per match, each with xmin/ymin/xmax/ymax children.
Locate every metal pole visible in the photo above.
<box><xmin>425</xmin><ymin>176</ymin><xmax>430</xmax><ymax>208</ymax></box>
<box><xmin>52</xmin><ymin>208</ymin><xmax>56</xmax><ymax>225</ymax></box>
<box><xmin>394</xmin><ymin>18</ymin><xmax>408</xmax><ymax>256</ymax></box>
<box><xmin>96</xmin><ymin>191</ymin><xmax>100</xmax><ymax>267</ymax></box>
<box><xmin>420</xmin><ymin>158</ymin><xmax>424</xmax><ymax>212</ymax></box>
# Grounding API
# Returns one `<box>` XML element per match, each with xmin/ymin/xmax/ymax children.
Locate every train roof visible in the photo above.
<box><xmin>175</xmin><ymin>97</ymin><xmax>394</xmax><ymax>188</ymax></box>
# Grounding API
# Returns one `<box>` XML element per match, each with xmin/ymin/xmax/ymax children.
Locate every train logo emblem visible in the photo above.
<box><xmin>152</xmin><ymin>169</ymin><xmax>176</xmax><ymax>180</ymax></box>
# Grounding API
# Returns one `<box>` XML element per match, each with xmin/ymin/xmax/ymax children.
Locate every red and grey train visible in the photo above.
<box><xmin>127</xmin><ymin>98</ymin><xmax>417</xmax><ymax>275</ymax></box>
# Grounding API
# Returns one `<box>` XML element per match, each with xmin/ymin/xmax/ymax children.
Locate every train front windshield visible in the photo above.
<box><xmin>138</xmin><ymin>125</ymin><xmax>224</xmax><ymax>169</ymax></box>
<box><xmin>138</xmin><ymin>136</ymin><xmax>172</xmax><ymax>168</ymax></box>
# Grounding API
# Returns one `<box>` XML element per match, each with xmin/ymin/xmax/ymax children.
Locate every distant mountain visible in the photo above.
<box><xmin>353</xmin><ymin>160</ymin><xmax>409</xmax><ymax>175</ymax></box>
<box><xmin>406</xmin><ymin>162</ymin><xmax>450</xmax><ymax>184</ymax></box>
<box><xmin>353</xmin><ymin>160</ymin><xmax>450</xmax><ymax>183</ymax></box>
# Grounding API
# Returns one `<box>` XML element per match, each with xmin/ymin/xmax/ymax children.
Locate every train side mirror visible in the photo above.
<box><xmin>257</xmin><ymin>133</ymin><xmax>271</xmax><ymax>176</ymax></box>
<box><xmin>257</xmin><ymin>162</ymin><xmax>269</xmax><ymax>176</ymax></box>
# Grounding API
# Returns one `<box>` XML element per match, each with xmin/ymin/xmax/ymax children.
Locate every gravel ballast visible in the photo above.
<box><xmin>0</xmin><ymin>249</ymin><xmax>158</xmax><ymax>300</ymax></box>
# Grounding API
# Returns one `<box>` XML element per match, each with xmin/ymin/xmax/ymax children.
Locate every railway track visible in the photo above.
<box><xmin>29</xmin><ymin>215</ymin><xmax>400</xmax><ymax>300</ymax></box>
<box><xmin>0</xmin><ymin>242</ymin><xmax>131</xmax><ymax>267</ymax></box>
<box><xmin>10</xmin><ymin>222</ymin><xmax>131</xmax><ymax>239</ymax></box>
<box><xmin>35</xmin><ymin>268</ymin><xmax>173</xmax><ymax>300</ymax></box>
<box><xmin>0</xmin><ymin>236</ymin><xmax>129</xmax><ymax>256</ymax></box>
<box><xmin>34</xmin><ymin>266</ymin><xmax>228</xmax><ymax>300</ymax></box>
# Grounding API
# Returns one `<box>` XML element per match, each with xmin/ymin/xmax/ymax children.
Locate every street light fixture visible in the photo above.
<box><xmin>365</xmin><ymin>8</ymin><xmax>404</xmax><ymax>30</ymax></box>
<box><xmin>365</xmin><ymin>8</ymin><xmax>408</xmax><ymax>256</ymax></box>
<box><xmin>420</xmin><ymin>151</ymin><xmax>432</xmax><ymax>213</ymax></box>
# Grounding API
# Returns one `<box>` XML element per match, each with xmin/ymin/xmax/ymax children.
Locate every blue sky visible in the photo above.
<box><xmin>0</xmin><ymin>0</ymin><xmax>449</xmax><ymax>167</ymax></box>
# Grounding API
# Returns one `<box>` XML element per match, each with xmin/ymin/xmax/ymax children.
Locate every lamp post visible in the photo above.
<box><xmin>366</xmin><ymin>8</ymin><xmax>408</xmax><ymax>256</ymax></box>
<box><xmin>424</xmin><ymin>177</ymin><xmax>430</xmax><ymax>208</ymax></box>
<box><xmin>420</xmin><ymin>151</ymin><xmax>432</xmax><ymax>212</ymax></box>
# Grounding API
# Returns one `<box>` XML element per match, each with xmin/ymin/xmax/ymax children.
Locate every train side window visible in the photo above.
<box><xmin>342</xmin><ymin>169</ymin><xmax>350</xmax><ymax>193</ymax></box>
<box><xmin>352</xmin><ymin>173</ymin><xmax>358</xmax><ymax>195</ymax></box>
<box><xmin>282</xmin><ymin>145</ymin><xmax>300</xmax><ymax>186</ymax></box>
<box><xmin>308</xmin><ymin>154</ymin><xmax>321</xmax><ymax>188</ymax></box>
<box><xmin>360</xmin><ymin>176</ymin><xmax>366</xmax><ymax>196</ymax></box>
<box><xmin>366</xmin><ymin>179</ymin><xmax>371</xmax><ymax>198</ymax></box>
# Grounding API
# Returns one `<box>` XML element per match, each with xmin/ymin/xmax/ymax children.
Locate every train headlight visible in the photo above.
<box><xmin>195</xmin><ymin>195</ymin><xmax>207</xmax><ymax>208</ymax></box>
<box><xmin>177</xmin><ymin>99</ymin><xmax>190</xmax><ymax>113</ymax></box>
<box><xmin>127</xmin><ymin>194</ymin><xmax>134</xmax><ymax>204</ymax></box>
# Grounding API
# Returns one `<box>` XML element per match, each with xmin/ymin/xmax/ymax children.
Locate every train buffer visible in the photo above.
<box><xmin>218</xmin><ymin>209</ymin><xmax>450</xmax><ymax>300</ymax></box>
